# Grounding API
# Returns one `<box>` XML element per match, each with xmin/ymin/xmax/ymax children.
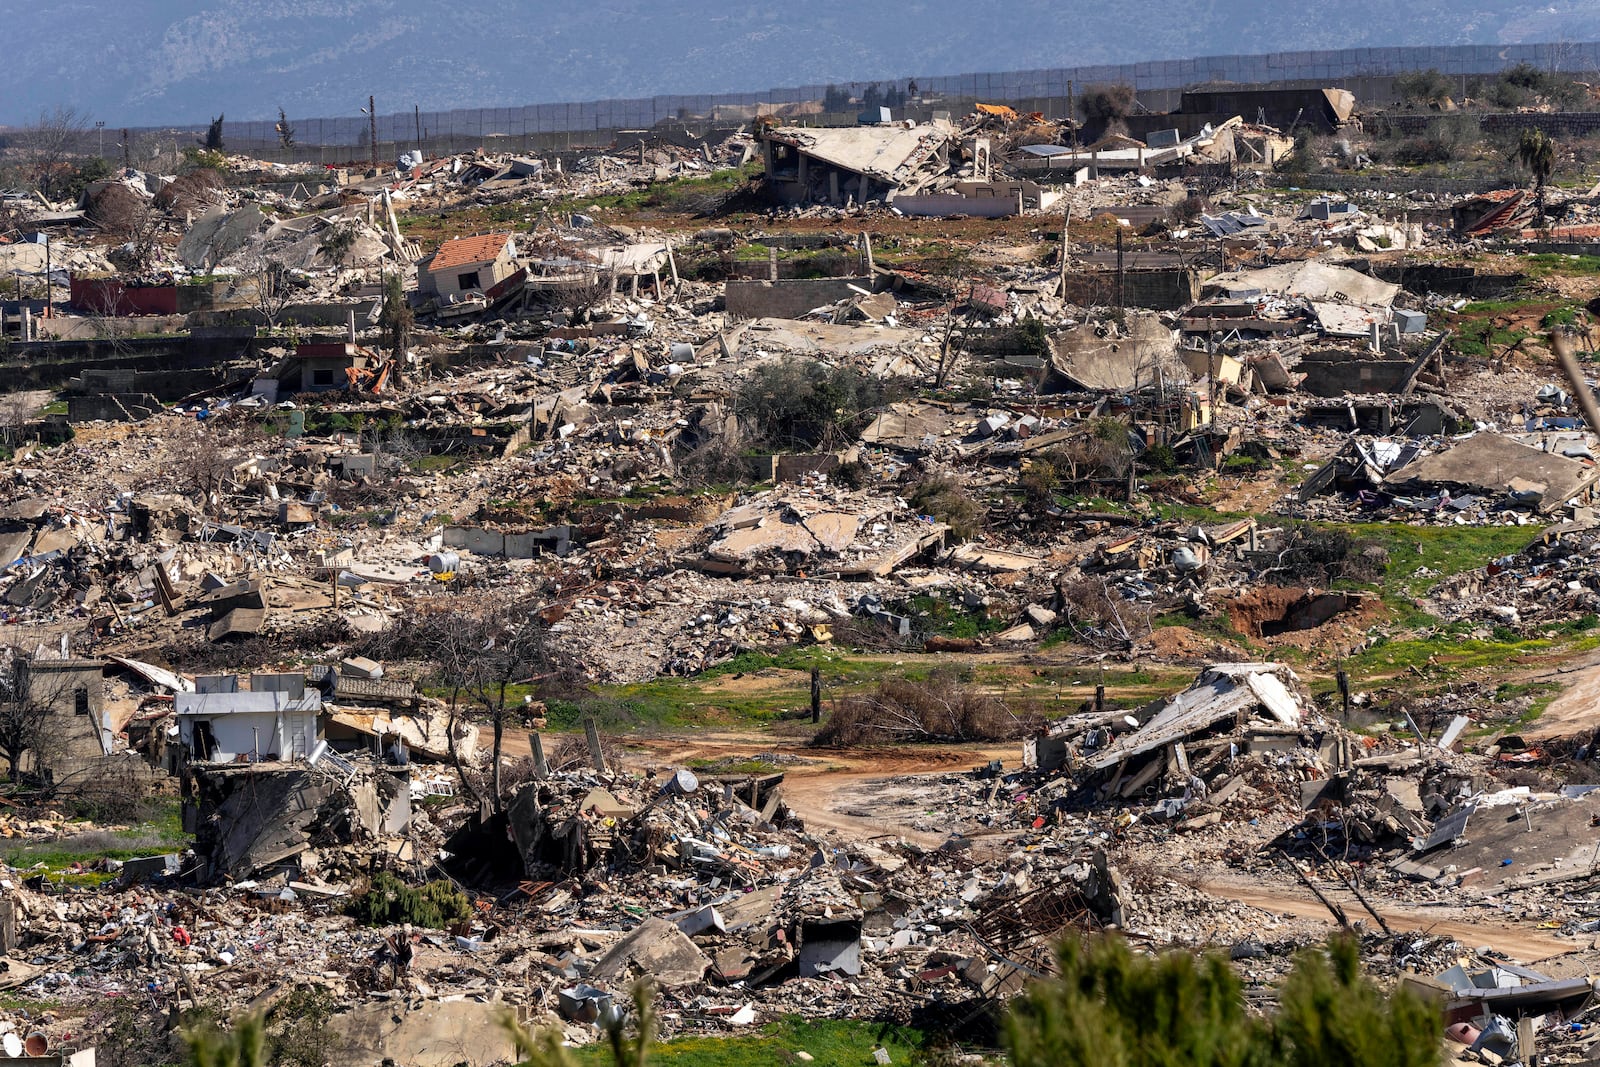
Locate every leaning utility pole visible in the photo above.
<box><xmin>368</xmin><ymin>95</ymin><xmax>378</xmax><ymax>173</ymax></box>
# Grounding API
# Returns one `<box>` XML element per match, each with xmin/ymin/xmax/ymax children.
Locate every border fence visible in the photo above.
<box><xmin>113</xmin><ymin>40</ymin><xmax>1600</xmax><ymax>162</ymax></box>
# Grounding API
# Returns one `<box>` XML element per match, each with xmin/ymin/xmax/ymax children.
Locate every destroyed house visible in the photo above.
<box><xmin>419</xmin><ymin>232</ymin><xmax>518</xmax><ymax>301</ymax></box>
<box><xmin>759</xmin><ymin>121</ymin><xmax>956</xmax><ymax>204</ymax></box>
<box><xmin>275</xmin><ymin>342</ymin><xmax>371</xmax><ymax>393</ymax></box>
<box><xmin>1176</xmin><ymin>87</ymin><xmax>1355</xmax><ymax>133</ymax></box>
<box><xmin>175</xmin><ymin>673</ymin><xmax>322</xmax><ymax>763</ymax></box>
<box><xmin>12</xmin><ymin>658</ymin><xmax>115</xmax><ymax>777</ymax></box>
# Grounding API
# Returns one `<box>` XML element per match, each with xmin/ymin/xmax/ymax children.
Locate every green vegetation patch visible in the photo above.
<box><xmin>567</xmin><ymin>1018</ymin><xmax>926</xmax><ymax>1067</ymax></box>
<box><xmin>1</xmin><ymin>799</ymin><xmax>187</xmax><ymax>875</ymax></box>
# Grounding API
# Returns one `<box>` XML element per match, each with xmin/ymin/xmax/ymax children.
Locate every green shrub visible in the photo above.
<box><xmin>347</xmin><ymin>871</ymin><xmax>472</xmax><ymax>928</ymax></box>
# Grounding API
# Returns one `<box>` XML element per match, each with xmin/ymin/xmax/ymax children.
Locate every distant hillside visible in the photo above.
<box><xmin>7</xmin><ymin>0</ymin><xmax>1600</xmax><ymax>125</ymax></box>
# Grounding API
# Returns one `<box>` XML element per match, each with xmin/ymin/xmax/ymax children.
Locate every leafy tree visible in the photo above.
<box><xmin>1006</xmin><ymin>934</ymin><xmax>1441</xmax><ymax>1067</ymax></box>
<box><xmin>203</xmin><ymin>114</ymin><xmax>225</xmax><ymax>151</ymax></box>
<box><xmin>1393</xmin><ymin>69</ymin><xmax>1453</xmax><ymax>107</ymax></box>
<box><xmin>348</xmin><ymin>871</ymin><xmax>472</xmax><ymax>928</ymax></box>
<box><xmin>62</xmin><ymin>156</ymin><xmax>113</xmax><ymax>203</ymax></box>
<box><xmin>379</xmin><ymin>271</ymin><xmax>414</xmax><ymax>384</ymax></box>
<box><xmin>1517</xmin><ymin>127</ymin><xmax>1556</xmax><ymax>224</ymax></box>
<box><xmin>862</xmin><ymin>83</ymin><xmax>883</xmax><ymax>111</ymax></box>
<box><xmin>823</xmin><ymin>84</ymin><xmax>851</xmax><ymax>112</ymax></box>
<box><xmin>181</xmin><ymin>147</ymin><xmax>227</xmax><ymax>172</ymax></box>
<box><xmin>275</xmin><ymin>108</ymin><xmax>295</xmax><ymax>150</ymax></box>
<box><xmin>1487</xmin><ymin>64</ymin><xmax>1585</xmax><ymax>109</ymax></box>
<box><xmin>318</xmin><ymin>220</ymin><xmax>359</xmax><ymax>269</ymax></box>
<box><xmin>1275</xmin><ymin>936</ymin><xmax>1441</xmax><ymax>1067</ymax></box>
<box><xmin>736</xmin><ymin>356</ymin><xmax>900</xmax><ymax>450</ymax></box>
<box><xmin>908</xmin><ymin>473</ymin><xmax>986</xmax><ymax>540</ymax></box>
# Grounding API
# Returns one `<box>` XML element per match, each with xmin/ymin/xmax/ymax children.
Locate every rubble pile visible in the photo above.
<box><xmin>13</xmin><ymin>77</ymin><xmax>1600</xmax><ymax>1066</ymax></box>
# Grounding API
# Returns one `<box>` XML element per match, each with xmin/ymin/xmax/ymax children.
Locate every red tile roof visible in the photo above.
<box><xmin>428</xmin><ymin>233</ymin><xmax>513</xmax><ymax>272</ymax></box>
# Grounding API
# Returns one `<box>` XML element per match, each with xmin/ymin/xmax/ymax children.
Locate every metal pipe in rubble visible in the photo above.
<box><xmin>1553</xmin><ymin>331</ymin><xmax>1600</xmax><ymax>436</ymax></box>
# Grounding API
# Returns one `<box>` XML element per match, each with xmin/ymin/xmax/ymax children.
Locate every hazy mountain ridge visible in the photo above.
<box><xmin>7</xmin><ymin>0</ymin><xmax>1600</xmax><ymax>125</ymax></box>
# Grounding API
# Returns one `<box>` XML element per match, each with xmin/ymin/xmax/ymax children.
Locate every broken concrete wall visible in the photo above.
<box><xmin>1297</xmin><ymin>350</ymin><xmax>1419</xmax><ymax>397</ymax></box>
<box><xmin>442</xmin><ymin>524</ymin><xmax>571</xmax><ymax>558</ymax></box>
<box><xmin>1060</xmin><ymin>269</ymin><xmax>1200</xmax><ymax>311</ymax></box>
<box><xmin>725</xmin><ymin>277</ymin><xmax>878</xmax><ymax>320</ymax></box>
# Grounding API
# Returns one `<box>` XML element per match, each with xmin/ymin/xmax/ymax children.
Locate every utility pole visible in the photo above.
<box><xmin>1115</xmin><ymin>229</ymin><xmax>1125</xmax><ymax>311</ymax></box>
<box><xmin>94</xmin><ymin>121</ymin><xmax>105</xmax><ymax>159</ymax></box>
<box><xmin>414</xmin><ymin>104</ymin><xmax>422</xmax><ymax>152</ymax></box>
<box><xmin>43</xmin><ymin>235</ymin><xmax>51</xmax><ymax>321</ymax></box>
<box><xmin>368</xmin><ymin>95</ymin><xmax>378</xmax><ymax>173</ymax></box>
<box><xmin>1067</xmin><ymin>79</ymin><xmax>1076</xmax><ymax>147</ymax></box>
<box><xmin>121</xmin><ymin>129</ymin><xmax>131</xmax><ymax>171</ymax></box>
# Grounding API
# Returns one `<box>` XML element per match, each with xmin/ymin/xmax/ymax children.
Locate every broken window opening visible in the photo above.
<box><xmin>73</xmin><ymin>688</ymin><xmax>89</xmax><ymax>716</ymax></box>
<box><xmin>457</xmin><ymin>271</ymin><xmax>481</xmax><ymax>291</ymax></box>
<box><xmin>193</xmin><ymin>721</ymin><xmax>217</xmax><ymax>762</ymax></box>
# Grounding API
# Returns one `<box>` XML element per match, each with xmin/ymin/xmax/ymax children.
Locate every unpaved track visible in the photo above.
<box><xmin>1526</xmin><ymin>651</ymin><xmax>1600</xmax><ymax>739</ymax></box>
<box><xmin>1199</xmin><ymin>876</ymin><xmax>1572</xmax><ymax>963</ymax></box>
<box><xmin>495</xmin><ymin>728</ymin><xmax>1578</xmax><ymax>962</ymax></box>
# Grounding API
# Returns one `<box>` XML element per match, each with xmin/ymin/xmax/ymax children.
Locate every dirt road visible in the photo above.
<box><xmin>1525</xmin><ymin>651</ymin><xmax>1600</xmax><ymax>739</ymax></box>
<box><xmin>1200</xmin><ymin>875</ymin><xmax>1572</xmax><ymax>962</ymax></box>
<box><xmin>489</xmin><ymin>726</ymin><xmax>1578</xmax><ymax>963</ymax></box>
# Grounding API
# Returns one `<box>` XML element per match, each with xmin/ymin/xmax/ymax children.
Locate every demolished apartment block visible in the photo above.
<box><xmin>175</xmin><ymin>670</ymin><xmax>420</xmax><ymax>883</ymax></box>
<box><xmin>760</xmin><ymin>120</ymin><xmax>955</xmax><ymax>204</ymax></box>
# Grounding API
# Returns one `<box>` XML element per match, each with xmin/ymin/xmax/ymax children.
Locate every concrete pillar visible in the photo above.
<box><xmin>528</xmin><ymin>732</ymin><xmax>549</xmax><ymax>779</ymax></box>
<box><xmin>583</xmin><ymin>717</ymin><xmax>607</xmax><ymax>773</ymax></box>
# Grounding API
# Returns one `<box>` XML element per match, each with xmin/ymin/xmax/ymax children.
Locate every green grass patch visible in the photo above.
<box><xmin>548</xmin><ymin>163</ymin><xmax>762</xmax><ymax>219</ymax></box>
<box><xmin>685</xmin><ymin>757</ymin><xmax>787</xmax><ymax>776</ymax></box>
<box><xmin>907</xmin><ymin>595</ymin><xmax>1009</xmax><ymax>640</ymax></box>
<box><xmin>1333</xmin><ymin>522</ymin><xmax>1534</xmax><ymax>599</ymax></box>
<box><xmin>568</xmin><ymin>1018</ymin><xmax>927</xmax><ymax>1067</ymax></box>
<box><xmin>1493</xmin><ymin>680</ymin><xmax>1561</xmax><ymax>703</ymax></box>
<box><xmin>2</xmin><ymin>799</ymin><xmax>188</xmax><ymax>875</ymax></box>
<box><xmin>1343</xmin><ymin>633</ymin><xmax>1555</xmax><ymax>678</ymax></box>
<box><xmin>1521</xmin><ymin>253</ymin><xmax>1600</xmax><ymax>278</ymax></box>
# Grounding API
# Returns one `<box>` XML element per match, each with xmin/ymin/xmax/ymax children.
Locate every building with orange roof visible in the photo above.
<box><xmin>419</xmin><ymin>233</ymin><xmax>518</xmax><ymax>302</ymax></box>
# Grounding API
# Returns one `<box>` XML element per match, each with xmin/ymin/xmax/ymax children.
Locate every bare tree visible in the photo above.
<box><xmin>1057</xmin><ymin>576</ymin><xmax>1153</xmax><ymax>651</ymax></box>
<box><xmin>167</xmin><ymin>422</ymin><xmax>248</xmax><ymax>516</ymax></box>
<box><xmin>87</xmin><ymin>186</ymin><xmax>164</xmax><ymax>271</ymax></box>
<box><xmin>243</xmin><ymin>257</ymin><xmax>298</xmax><ymax>331</ymax></box>
<box><xmin>0</xmin><ymin>649</ymin><xmax>66</xmax><ymax>783</ymax></box>
<box><xmin>418</xmin><ymin>601</ymin><xmax>563</xmax><ymax>812</ymax></box>
<box><xmin>7</xmin><ymin>107</ymin><xmax>89</xmax><ymax>202</ymax></box>
<box><xmin>549</xmin><ymin>272</ymin><xmax>613</xmax><ymax>326</ymax></box>
<box><xmin>934</xmin><ymin>290</ymin><xmax>973</xmax><ymax>389</ymax></box>
<box><xmin>0</xmin><ymin>394</ymin><xmax>37</xmax><ymax>454</ymax></box>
